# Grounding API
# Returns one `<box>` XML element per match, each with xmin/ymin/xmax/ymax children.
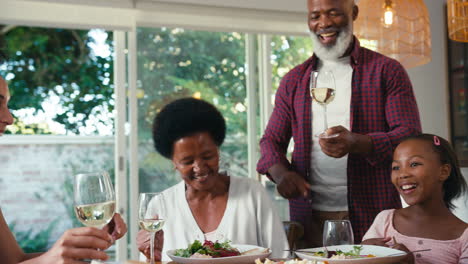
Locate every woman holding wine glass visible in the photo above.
<box><xmin>0</xmin><ymin>76</ymin><xmax>128</xmax><ymax>264</ymax></box>
<box><xmin>136</xmin><ymin>97</ymin><xmax>288</xmax><ymax>261</ymax></box>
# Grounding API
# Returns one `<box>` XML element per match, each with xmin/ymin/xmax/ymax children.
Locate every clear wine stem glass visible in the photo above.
<box><xmin>322</xmin><ymin>220</ymin><xmax>354</xmax><ymax>247</ymax></box>
<box><xmin>310</xmin><ymin>70</ymin><xmax>338</xmax><ymax>138</ymax></box>
<box><xmin>74</xmin><ymin>171</ymin><xmax>116</xmax><ymax>229</ymax></box>
<box><xmin>74</xmin><ymin>171</ymin><xmax>116</xmax><ymax>262</ymax></box>
<box><xmin>139</xmin><ymin>193</ymin><xmax>166</xmax><ymax>264</ymax></box>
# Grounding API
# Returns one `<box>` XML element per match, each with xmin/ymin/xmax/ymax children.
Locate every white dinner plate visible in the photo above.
<box><xmin>167</xmin><ymin>244</ymin><xmax>271</xmax><ymax>264</ymax></box>
<box><xmin>295</xmin><ymin>245</ymin><xmax>407</xmax><ymax>264</ymax></box>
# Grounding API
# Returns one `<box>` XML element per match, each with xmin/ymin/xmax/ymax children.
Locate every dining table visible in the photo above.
<box><xmin>126</xmin><ymin>261</ymin><xmax>166</xmax><ymax>264</ymax></box>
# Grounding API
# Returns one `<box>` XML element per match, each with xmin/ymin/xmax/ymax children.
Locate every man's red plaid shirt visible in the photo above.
<box><xmin>257</xmin><ymin>38</ymin><xmax>422</xmax><ymax>242</ymax></box>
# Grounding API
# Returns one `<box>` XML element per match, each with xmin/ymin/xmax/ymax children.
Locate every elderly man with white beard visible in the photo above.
<box><xmin>257</xmin><ymin>0</ymin><xmax>422</xmax><ymax>247</ymax></box>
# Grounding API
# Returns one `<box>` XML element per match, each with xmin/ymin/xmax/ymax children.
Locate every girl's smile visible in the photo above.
<box><xmin>391</xmin><ymin>139</ymin><xmax>449</xmax><ymax>206</ymax></box>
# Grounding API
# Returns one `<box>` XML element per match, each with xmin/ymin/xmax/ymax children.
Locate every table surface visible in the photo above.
<box><xmin>126</xmin><ymin>261</ymin><xmax>169</xmax><ymax>264</ymax></box>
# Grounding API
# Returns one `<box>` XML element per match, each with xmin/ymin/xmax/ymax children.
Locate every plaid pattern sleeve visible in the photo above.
<box><xmin>363</xmin><ymin>57</ymin><xmax>421</xmax><ymax>166</ymax></box>
<box><xmin>257</xmin><ymin>56</ymin><xmax>315</xmax><ymax>177</ymax></box>
<box><xmin>257</xmin><ymin>75</ymin><xmax>294</xmax><ymax>176</ymax></box>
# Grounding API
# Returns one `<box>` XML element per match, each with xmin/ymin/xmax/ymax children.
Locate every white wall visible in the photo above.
<box><xmin>406</xmin><ymin>0</ymin><xmax>467</xmax><ymax>222</ymax></box>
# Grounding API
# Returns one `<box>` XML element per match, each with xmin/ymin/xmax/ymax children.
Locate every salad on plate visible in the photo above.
<box><xmin>168</xmin><ymin>240</ymin><xmax>271</xmax><ymax>264</ymax></box>
<box><xmin>174</xmin><ymin>240</ymin><xmax>241</xmax><ymax>258</ymax></box>
<box><xmin>295</xmin><ymin>245</ymin><xmax>407</xmax><ymax>264</ymax></box>
<box><xmin>310</xmin><ymin>245</ymin><xmax>375</xmax><ymax>259</ymax></box>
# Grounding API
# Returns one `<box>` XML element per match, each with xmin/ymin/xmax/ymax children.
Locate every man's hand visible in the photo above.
<box><xmin>319</xmin><ymin>126</ymin><xmax>373</xmax><ymax>158</ymax></box>
<box><xmin>268</xmin><ymin>164</ymin><xmax>311</xmax><ymax>199</ymax></box>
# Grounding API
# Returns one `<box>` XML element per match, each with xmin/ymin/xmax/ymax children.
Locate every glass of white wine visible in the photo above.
<box><xmin>310</xmin><ymin>70</ymin><xmax>339</xmax><ymax>138</ymax></box>
<box><xmin>74</xmin><ymin>171</ymin><xmax>116</xmax><ymax>262</ymax></box>
<box><xmin>139</xmin><ymin>192</ymin><xmax>166</xmax><ymax>264</ymax></box>
<box><xmin>74</xmin><ymin>171</ymin><xmax>116</xmax><ymax>228</ymax></box>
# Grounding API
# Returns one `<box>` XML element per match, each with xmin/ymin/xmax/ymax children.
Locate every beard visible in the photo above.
<box><xmin>309</xmin><ymin>22</ymin><xmax>354</xmax><ymax>61</ymax></box>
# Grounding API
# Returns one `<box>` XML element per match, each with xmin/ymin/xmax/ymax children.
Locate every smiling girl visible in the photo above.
<box><xmin>362</xmin><ymin>134</ymin><xmax>468</xmax><ymax>264</ymax></box>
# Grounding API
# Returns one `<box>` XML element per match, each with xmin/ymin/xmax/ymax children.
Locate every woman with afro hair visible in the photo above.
<box><xmin>136</xmin><ymin>97</ymin><xmax>288</xmax><ymax>261</ymax></box>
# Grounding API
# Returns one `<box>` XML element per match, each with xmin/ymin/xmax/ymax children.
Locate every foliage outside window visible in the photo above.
<box><xmin>0</xmin><ymin>26</ymin><xmax>114</xmax><ymax>135</ymax></box>
<box><xmin>137</xmin><ymin>27</ymin><xmax>248</xmax><ymax>193</ymax></box>
<box><xmin>0</xmin><ymin>25</ymin><xmax>115</xmax><ymax>256</ymax></box>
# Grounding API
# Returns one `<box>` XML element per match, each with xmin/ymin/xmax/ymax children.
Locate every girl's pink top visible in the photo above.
<box><xmin>363</xmin><ymin>209</ymin><xmax>468</xmax><ymax>264</ymax></box>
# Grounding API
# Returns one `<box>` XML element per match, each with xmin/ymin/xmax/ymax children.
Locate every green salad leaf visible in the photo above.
<box><xmin>174</xmin><ymin>240</ymin><xmax>203</xmax><ymax>257</ymax></box>
<box><xmin>174</xmin><ymin>240</ymin><xmax>239</xmax><ymax>258</ymax></box>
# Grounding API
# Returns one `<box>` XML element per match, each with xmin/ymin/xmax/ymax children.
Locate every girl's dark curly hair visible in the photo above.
<box><xmin>152</xmin><ymin>97</ymin><xmax>226</xmax><ymax>159</ymax></box>
<box><xmin>399</xmin><ymin>133</ymin><xmax>467</xmax><ymax>210</ymax></box>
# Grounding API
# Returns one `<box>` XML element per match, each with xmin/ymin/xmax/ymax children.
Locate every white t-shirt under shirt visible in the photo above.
<box><xmin>310</xmin><ymin>56</ymin><xmax>353</xmax><ymax>211</ymax></box>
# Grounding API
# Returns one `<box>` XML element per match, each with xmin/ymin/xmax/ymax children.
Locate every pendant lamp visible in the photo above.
<box><xmin>447</xmin><ymin>0</ymin><xmax>468</xmax><ymax>43</ymax></box>
<box><xmin>354</xmin><ymin>0</ymin><xmax>431</xmax><ymax>68</ymax></box>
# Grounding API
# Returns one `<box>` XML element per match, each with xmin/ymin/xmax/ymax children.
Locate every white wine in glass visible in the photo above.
<box><xmin>75</xmin><ymin>200</ymin><xmax>116</xmax><ymax>228</ymax></box>
<box><xmin>139</xmin><ymin>218</ymin><xmax>165</xmax><ymax>233</ymax></box>
<box><xmin>310</xmin><ymin>70</ymin><xmax>339</xmax><ymax>138</ymax></box>
<box><xmin>74</xmin><ymin>171</ymin><xmax>116</xmax><ymax>229</ymax></box>
<box><xmin>311</xmin><ymin>87</ymin><xmax>335</xmax><ymax>105</ymax></box>
<box><xmin>139</xmin><ymin>192</ymin><xmax>165</xmax><ymax>264</ymax></box>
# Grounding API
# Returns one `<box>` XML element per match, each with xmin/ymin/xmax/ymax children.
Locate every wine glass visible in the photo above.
<box><xmin>139</xmin><ymin>193</ymin><xmax>166</xmax><ymax>264</ymax></box>
<box><xmin>310</xmin><ymin>70</ymin><xmax>338</xmax><ymax>138</ymax></box>
<box><xmin>322</xmin><ymin>220</ymin><xmax>354</xmax><ymax>247</ymax></box>
<box><xmin>74</xmin><ymin>171</ymin><xmax>116</xmax><ymax>229</ymax></box>
<box><xmin>74</xmin><ymin>171</ymin><xmax>115</xmax><ymax>263</ymax></box>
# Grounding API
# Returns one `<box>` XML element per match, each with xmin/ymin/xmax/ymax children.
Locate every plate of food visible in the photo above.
<box><xmin>167</xmin><ymin>240</ymin><xmax>271</xmax><ymax>264</ymax></box>
<box><xmin>294</xmin><ymin>245</ymin><xmax>407</xmax><ymax>264</ymax></box>
<box><xmin>255</xmin><ymin>258</ymin><xmax>327</xmax><ymax>264</ymax></box>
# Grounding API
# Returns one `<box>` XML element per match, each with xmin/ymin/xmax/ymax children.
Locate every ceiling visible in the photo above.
<box><xmin>144</xmin><ymin>0</ymin><xmax>306</xmax><ymax>13</ymax></box>
<box><xmin>27</xmin><ymin>0</ymin><xmax>307</xmax><ymax>13</ymax></box>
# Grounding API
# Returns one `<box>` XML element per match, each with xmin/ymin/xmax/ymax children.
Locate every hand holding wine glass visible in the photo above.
<box><xmin>310</xmin><ymin>70</ymin><xmax>339</xmax><ymax>138</ymax></box>
<box><xmin>138</xmin><ymin>192</ymin><xmax>166</xmax><ymax>264</ymax></box>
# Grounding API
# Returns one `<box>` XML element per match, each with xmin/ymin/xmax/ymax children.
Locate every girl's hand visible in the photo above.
<box><xmin>35</xmin><ymin>227</ymin><xmax>112</xmax><ymax>263</ymax></box>
<box><xmin>391</xmin><ymin>243</ymin><xmax>415</xmax><ymax>264</ymax></box>
<box><xmin>361</xmin><ymin>237</ymin><xmax>391</xmax><ymax>247</ymax></box>
<box><xmin>136</xmin><ymin>229</ymin><xmax>164</xmax><ymax>261</ymax></box>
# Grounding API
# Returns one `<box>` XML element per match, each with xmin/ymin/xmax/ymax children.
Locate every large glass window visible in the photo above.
<box><xmin>137</xmin><ymin>27</ymin><xmax>248</xmax><ymax>193</ymax></box>
<box><xmin>0</xmin><ymin>25</ymin><xmax>115</xmax><ymax>257</ymax></box>
<box><xmin>0</xmin><ymin>22</ymin><xmax>315</xmax><ymax>259</ymax></box>
<box><xmin>136</xmin><ymin>29</ymin><xmax>313</xmax><ymax>222</ymax></box>
<box><xmin>271</xmin><ymin>35</ymin><xmax>313</xmax><ymax>94</ymax></box>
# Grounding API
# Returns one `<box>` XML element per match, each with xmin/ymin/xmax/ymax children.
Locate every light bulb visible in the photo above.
<box><xmin>383</xmin><ymin>0</ymin><xmax>394</xmax><ymax>28</ymax></box>
<box><xmin>384</xmin><ymin>9</ymin><xmax>394</xmax><ymax>27</ymax></box>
